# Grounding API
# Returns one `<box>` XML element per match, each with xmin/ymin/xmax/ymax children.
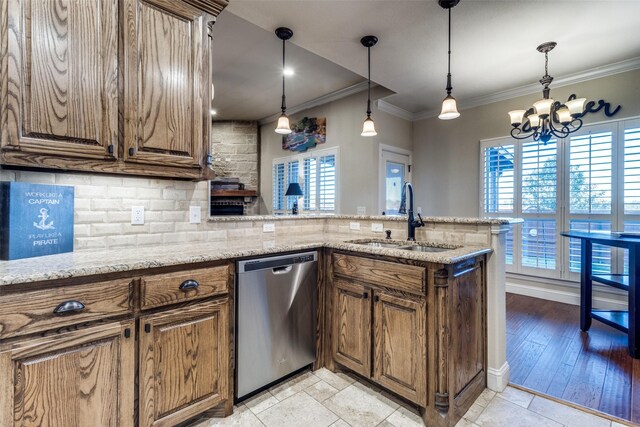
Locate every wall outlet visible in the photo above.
<box><xmin>371</xmin><ymin>223</ymin><xmax>384</xmax><ymax>232</ymax></box>
<box><xmin>350</xmin><ymin>222</ymin><xmax>361</xmax><ymax>231</ymax></box>
<box><xmin>357</xmin><ymin>206</ymin><xmax>366</xmax><ymax>215</ymax></box>
<box><xmin>189</xmin><ymin>206</ymin><xmax>201</xmax><ymax>224</ymax></box>
<box><xmin>131</xmin><ymin>206</ymin><xmax>144</xmax><ymax>225</ymax></box>
<box><xmin>263</xmin><ymin>223</ymin><xmax>275</xmax><ymax>233</ymax></box>
<box><xmin>417</xmin><ymin>207</ymin><xmax>423</xmax><ymax>214</ymax></box>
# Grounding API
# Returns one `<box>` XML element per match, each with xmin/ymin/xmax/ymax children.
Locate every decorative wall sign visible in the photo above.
<box><xmin>282</xmin><ymin>117</ymin><xmax>326</xmax><ymax>152</ymax></box>
<box><xmin>1</xmin><ymin>182</ymin><xmax>74</xmax><ymax>260</ymax></box>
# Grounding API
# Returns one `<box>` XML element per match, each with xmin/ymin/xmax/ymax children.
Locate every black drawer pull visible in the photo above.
<box><xmin>363</xmin><ymin>292</ymin><xmax>369</xmax><ymax>300</ymax></box>
<box><xmin>53</xmin><ymin>300</ymin><xmax>85</xmax><ymax>315</ymax></box>
<box><xmin>179</xmin><ymin>279</ymin><xmax>200</xmax><ymax>291</ymax></box>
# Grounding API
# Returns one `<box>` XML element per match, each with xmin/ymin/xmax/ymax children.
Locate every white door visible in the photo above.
<box><xmin>379</xmin><ymin>145</ymin><xmax>412</xmax><ymax>215</ymax></box>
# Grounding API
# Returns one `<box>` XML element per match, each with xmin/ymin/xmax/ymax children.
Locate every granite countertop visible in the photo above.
<box><xmin>208</xmin><ymin>214</ymin><xmax>522</xmax><ymax>225</ymax></box>
<box><xmin>0</xmin><ymin>234</ymin><xmax>491</xmax><ymax>287</ymax></box>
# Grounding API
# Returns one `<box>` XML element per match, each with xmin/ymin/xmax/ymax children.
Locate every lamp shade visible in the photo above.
<box><xmin>508</xmin><ymin>110</ymin><xmax>527</xmax><ymax>126</ymax></box>
<box><xmin>438</xmin><ymin>95</ymin><xmax>460</xmax><ymax>120</ymax></box>
<box><xmin>285</xmin><ymin>182</ymin><xmax>304</xmax><ymax>196</ymax></box>
<box><xmin>556</xmin><ymin>107</ymin><xmax>572</xmax><ymax>124</ymax></box>
<box><xmin>565</xmin><ymin>97</ymin><xmax>586</xmax><ymax>116</ymax></box>
<box><xmin>361</xmin><ymin>117</ymin><xmax>377</xmax><ymax>137</ymax></box>
<box><xmin>533</xmin><ymin>98</ymin><xmax>554</xmax><ymax>117</ymax></box>
<box><xmin>275</xmin><ymin>114</ymin><xmax>292</xmax><ymax>134</ymax></box>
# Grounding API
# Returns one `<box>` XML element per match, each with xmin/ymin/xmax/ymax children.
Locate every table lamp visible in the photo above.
<box><xmin>285</xmin><ymin>183</ymin><xmax>303</xmax><ymax>215</ymax></box>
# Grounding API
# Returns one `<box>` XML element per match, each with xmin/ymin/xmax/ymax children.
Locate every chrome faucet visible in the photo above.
<box><xmin>398</xmin><ymin>182</ymin><xmax>425</xmax><ymax>241</ymax></box>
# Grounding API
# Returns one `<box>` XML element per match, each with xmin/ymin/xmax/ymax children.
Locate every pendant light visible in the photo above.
<box><xmin>275</xmin><ymin>27</ymin><xmax>293</xmax><ymax>135</ymax></box>
<box><xmin>438</xmin><ymin>0</ymin><xmax>460</xmax><ymax>120</ymax></box>
<box><xmin>360</xmin><ymin>35</ymin><xmax>378</xmax><ymax>137</ymax></box>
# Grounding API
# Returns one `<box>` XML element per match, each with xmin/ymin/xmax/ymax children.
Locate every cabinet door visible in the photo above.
<box><xmin>3</xmin><ymin>0</ymin><xmax>118</xmax><ymax>158</ymax></box>
<box><xmin>139</xmin><ymin>298</ymin><xmax>229</xmax><ymax>427</ymax></box>
<box><xmin>122</xmin><ymin>0</ymin><xmax>206</xmax><ymax>169</ymax></box>
<box><xmin>0</xmin><ymin>320</ymin><xmax>135</xmax><ymax>427</ymax></box>
<box><xmin>373</xmin><ymin>291</ymin><xmax>427</xmax><ymax>406</ymax></box>
<box><xmin>331</xmin><ymin>279</ymin><xmax>371</xmax><ymax>377</ymax></box>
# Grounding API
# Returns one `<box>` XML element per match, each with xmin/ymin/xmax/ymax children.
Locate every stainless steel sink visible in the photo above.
<box><xmin>359</xmin><ymin>242</ymin><xmax>407</xmax><ymax>249</ymax></box>
<box><xmin>347</xmin><ymin>240</ymin><xmax>455</xmax><ymax>253</ymax></box>
<box><xmin>400</xmin><ymin>245</ymin><xmax>450</xmax><ymax>253</ymax></box>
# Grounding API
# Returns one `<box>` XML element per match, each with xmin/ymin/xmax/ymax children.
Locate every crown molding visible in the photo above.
<box><xmin>410</xmin><ymin>56</ymin><xmax>640</xmax><ymax>122</ymax></box>
<box><xmin>259</xmin><ymin>81</ymin><xmax>371</xmax><ymax>125</ymax></box>
<box><xmin>375</xmin><ymin>99</ymin><xmax>414</xmax><ymax>121</ymax></box>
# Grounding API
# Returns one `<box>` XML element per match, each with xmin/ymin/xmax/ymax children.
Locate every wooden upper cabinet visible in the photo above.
<box><xmin>372</xmin><ymin>291</ymin><xmax>427</xmax><ymax>406</ymax></box>
<box><xmin>1</xmin><ymin>0</ymin><xmax>226</xmax><ymax>178</ymax></box>
<box><xmin>331</xmin><ymin>279</ymin><xmax>371</xmax><ymax>377</ymax></box>
<box><xmin>2</xmin><ymin>0</ymin><xmax>118</xmax><ymax>159</ymax></box>
<box><xmin>139</xmin><ymin>298</ymin><xmax>229</xmax><ymax>427</ymax></box>
<box><xmin>0</xmin><ymin>320</ymin><xmax>135</xmax><ymax>427</ymax></box>
<box><xmin>122</xmin><ymin>0</ymin><xmax>208</xmax><ymax>171</ymax></box>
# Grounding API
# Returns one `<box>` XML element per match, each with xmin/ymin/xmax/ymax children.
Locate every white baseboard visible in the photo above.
<box><xmin>506</xmin><ymin>280</ymin><xmax>628</xmax><ymax>311</ymax></box>
<box><xmin>487</xmin><ymin>362</ymin><xmax>510</xmax><ymax>392</ymax></box>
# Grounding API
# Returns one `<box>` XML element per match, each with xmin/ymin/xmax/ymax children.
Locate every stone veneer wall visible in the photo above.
<box><xmin>210</xmin><ymin>121</ymin><xmax>260</xmax><ymax>215</ymax></box>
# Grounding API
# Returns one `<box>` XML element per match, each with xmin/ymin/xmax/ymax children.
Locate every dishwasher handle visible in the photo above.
<box><xmin>272</xmin><ymin>265</ymin><xmax>293</xmax><ymax>275</ymax></box>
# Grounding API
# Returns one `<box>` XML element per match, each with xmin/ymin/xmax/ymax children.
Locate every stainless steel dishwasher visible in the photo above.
<box><xmin>236</xmin><ymin>251</ymin><xmax>318</xmax><ymax>400</ymax></box>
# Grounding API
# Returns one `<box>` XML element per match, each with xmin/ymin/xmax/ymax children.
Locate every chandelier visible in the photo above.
<box><xmin>508</xmin><ymin>42</ymin><xmax>587</xmax><ymax>144</ymax></box>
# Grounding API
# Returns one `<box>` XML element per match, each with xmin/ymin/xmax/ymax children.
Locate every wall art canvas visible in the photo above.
<box><xmin>0</xmin><ymin>182</ymin><xmax>74</xmax><ymax>260</ymax></box>
<box><xmin>282</xmin><ymin>117</ymin><xmax>326</xmax><ymax>152</ymax></box>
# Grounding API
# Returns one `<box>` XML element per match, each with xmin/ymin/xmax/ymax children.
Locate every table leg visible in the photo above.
<box><xmin>629</xmin><ymin>246</ymin><xmax>639</xmax><ymax>358</ymax></box>
<box><xmin>580</xmin><ymin>239</ymin><xmax>593</xmax><ymax>332</ymax></box>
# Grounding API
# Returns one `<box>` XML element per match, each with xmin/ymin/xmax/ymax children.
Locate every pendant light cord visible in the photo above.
<box><xmin>281</xmin><ymin>38</ymin><xmax>287</xmax><ymax>114</ymax></box>
<box><xmin>445</xmin><ymin>7</ymin><xmax>453</xmax><ymax>95</ymax></box>
<box><xmin>366</xmin><ymin>45</ymin><xmax>372</xmax><ymax>117</ymax></box>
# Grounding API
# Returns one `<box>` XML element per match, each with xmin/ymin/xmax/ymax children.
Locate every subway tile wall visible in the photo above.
<box><xmin>0</xmin><ymin>169</ymin><xmax>492</xmax><ymax>252</ymax></box>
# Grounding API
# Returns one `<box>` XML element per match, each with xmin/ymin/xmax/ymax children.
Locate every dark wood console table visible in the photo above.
<box><xmin>560</xmin><ymin>231</ymin><xmax>639</xmax><ymax>358</ymax></box>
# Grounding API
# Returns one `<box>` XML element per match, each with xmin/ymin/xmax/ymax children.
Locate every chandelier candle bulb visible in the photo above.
<box><xmin>566</xmin><ymin>97</ymin><xmax>587</xmax><ymax>116</ymax></box>
<box><xmin>533</xmin><ymin>98</ymin><xmax>554</xmax><ymax>118</ymax></box>
<box><xmin>508</xmin><ymin>109</ymin><xmax>527</xmax><ymax>126</ymax></box>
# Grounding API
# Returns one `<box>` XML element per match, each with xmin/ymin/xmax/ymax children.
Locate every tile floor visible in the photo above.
<box><xmin>189</xmin><ymin>368</ymin><xmax>634</xmax><ymax>427</ymax></box>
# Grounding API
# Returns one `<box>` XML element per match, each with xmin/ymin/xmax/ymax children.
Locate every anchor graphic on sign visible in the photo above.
<box><xmin>33</xmin><ymin>208</ymin><xmax>55</xmax><ymax>230</ymax></box>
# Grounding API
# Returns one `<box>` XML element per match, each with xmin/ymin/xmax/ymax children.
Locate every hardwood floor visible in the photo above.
<box><xmin>507</xmin><ymin>293</ymin><xmax>640</xmax><ymax>424</ymax></box>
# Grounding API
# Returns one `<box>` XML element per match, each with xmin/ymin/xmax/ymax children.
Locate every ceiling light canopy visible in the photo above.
<box><xmin>275</xmin><ymin>27</ymin><xmax>294</xmax><ymax>135</ymax></box>
<box><xmin>508</xmin><ymin>42</ymin><xmax>587</xmax><ymax>144</ymax></box>
<box><xmin>361</xmin><ymin>35</ymin><xmax>378</xmax><ymax>137</ymax></box>
<box><xmin>438</xmin><ymin>0</ymin><xmax>461</xmax><ymax>121</ymax></box>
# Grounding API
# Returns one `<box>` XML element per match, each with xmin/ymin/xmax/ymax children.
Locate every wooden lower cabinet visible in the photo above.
<box><xmin>0</xmin><ymin>320</ymin><xmax>135</xmax><ymax>427</ymax></box>
<box><xmin>139</xmin><ymin>298</ymin><xmax>229</xmax><ymax>427</ymax></box>
<box><xmin>373</xmin><ymin>291</ymin><xmax>427</xmax><ymax>406</ymax></box>
<box><xmin>331</xmin><ymin>279</ymin><xmax>371</xmax><ymax>377</ymax></box>
<box><xmin>330</xmin><ymin>278</ymin><xmax>427</xmax><ymax>406</ymax></box>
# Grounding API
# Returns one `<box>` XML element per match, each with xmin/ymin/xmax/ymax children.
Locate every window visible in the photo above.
<box><xmin>273</xmin><ymin>147</ymin><xmax>339</xmax><ymax>214</ymax></box>
<box><xmin>480</xmin><ymin>117</ymin><xmax>640</xmax><ymax>280</ymax></box>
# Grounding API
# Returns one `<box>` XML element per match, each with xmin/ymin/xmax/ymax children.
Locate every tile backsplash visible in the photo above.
<box><xmin>0</xmin><ymin>169</ymin><xmax>493</xmax><ymax>252</ymax></box>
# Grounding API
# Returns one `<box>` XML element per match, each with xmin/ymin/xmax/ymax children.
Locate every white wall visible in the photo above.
<box><xmin>411</xmin><ymin>69</ymin><xmax>640</xmax><ymax>216</ymax></box>
<box><xmin>259</xmin><ymin>88</ymin><xmax>413</xmax><ymax>215</ymax></box>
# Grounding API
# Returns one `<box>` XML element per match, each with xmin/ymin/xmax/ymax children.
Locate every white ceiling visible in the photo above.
<box><xmin>213</xmin><ymin>0</ymin><xmax>640</xmax><ymax>121</ymax></box>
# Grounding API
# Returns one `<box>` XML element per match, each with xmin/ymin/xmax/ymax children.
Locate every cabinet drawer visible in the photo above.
<box><xmin>332</xmin><ymin>253</ymin><xmax>425</xmax><ymax>295</ymax></box>
<box><xmin>0</xmin><ymin>279</ymin><xmax>133</xmax><ymax>339</ymax></box>
<box><xmin>141</xmin><ymin>265</ymin><xmax>229</xmax><ymax>310</ymax></box>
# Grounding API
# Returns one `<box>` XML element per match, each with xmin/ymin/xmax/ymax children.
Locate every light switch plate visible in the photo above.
<box><xmin>371</xmin><ymin>223</ymin><xmax>383</xmax><ymax>232</ymax></box>
<box><xmin>263</xmin><ymin>223</ymin><xmax>275</xmax><ymax>232</ymax></box>
<box><xmin>189</xmin><ymin>206</ymin><xmax>201</xmax><ymax>224</ymax></box>
<box><xmin>350</xmin><ymin>222</ymin><xmax>361</xmax><ymax>230</ymax></box>
<box><xmin>131</xmin><ymin>206</ymin><xmax>144</xmax><ymax>225</ymax></box>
